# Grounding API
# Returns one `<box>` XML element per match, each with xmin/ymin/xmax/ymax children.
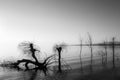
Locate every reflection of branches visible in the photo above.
<box><xmin>28</xmin><ymin>70</ymin><xmax>38</xmax><ymax>80</ymax></box>
<box><xmin>98</xmin><ymin>51</ymin><xmax>106</xmax><ymax>65</ymax></box>
<box><xmin>14</xmin><ymin>54</ymin><xmax>56</xmax><ymax>73</ymax></box>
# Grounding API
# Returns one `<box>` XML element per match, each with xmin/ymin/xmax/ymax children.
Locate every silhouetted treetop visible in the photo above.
<box><xmin>18</xmin><ymin>41</ymin><xmax>40</xmax><ymax>54</ymax></box>
<box><xmin>53</xmin><ymin>43</ymin><xmax>67</xmax><ymax>53</ymax></box>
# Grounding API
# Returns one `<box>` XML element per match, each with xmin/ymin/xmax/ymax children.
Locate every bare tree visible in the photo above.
<box><xmin>53</xmin><ymin>43</ymin><xmax>66</xmax><ymax>72</ymax></box>
<box><xmin>4</xmin><ymin>41</ymin><xmax>57</xmax><ymax>74</ymax></box>
<box><xmin>79</xmin><ymin>38</ymin><xmax>83</xmax><ymax>72</ymax></box>
<box><xmin>112</xmin><ymin>37</ymin><xmax>115</xmax><ymax>68</ymax></box>
<box><xmin>18</xmin><ymin>42</ymin><xmax>40</xmax><ymax>63</ymax></box>
<box><xmin>103</xmin><ymin>41</ymin><xmax>108</xmax><ymax>65</ymax></box>
<box><xmin>87</xmin><ymin>33</ymin><xmax>93</xmax><ymax>69</ymax></box>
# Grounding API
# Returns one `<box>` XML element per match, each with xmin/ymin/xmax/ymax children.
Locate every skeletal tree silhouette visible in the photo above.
<box><xmin>53</xmin><ymin>43</ymin><xmax>66</xmax><ymax>73</ymax></box>
<box><xmin>79</xmin><ymin>38</ymin><xmax>83</xmax><ymax>72</ymax></box>
<box><xmin>87</xmin><ymin>33</ymin><xmax>93</xmax><ymax>71</ymax></box>
<box><xmin>112</xmin><ymin>37</ymin><xmax>115</xmax><ymax>68</ymax></box>
<box><xmin>8</xmin><ymin>41</ymin><xmax>57</xmax><ymax>74</ymax></box>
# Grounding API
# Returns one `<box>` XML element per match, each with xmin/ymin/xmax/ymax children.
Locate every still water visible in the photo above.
<box><xmin>1</xmin><ymin>58</ymin><xmax>120</xmax><ymax>80</ymax></box>
<box><xmin>0</xmin><ymin>66</ymin><xmax>68</xmax><ymax>80</ymax></box>
<box><xmin>0</xmin><ymin>59</ymin><xmax>120</xmax><ymax>80</ymax></box>
<box><xmin>1</xmin><ymin>46</ymin><xmax>120</xmax><ymax>80</ymax></box>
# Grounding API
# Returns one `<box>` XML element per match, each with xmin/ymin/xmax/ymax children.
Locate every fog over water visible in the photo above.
<box><xmin>0</xmin><ymin>0</ymin><xmax>120</xmax><ymax>60</ymax></box>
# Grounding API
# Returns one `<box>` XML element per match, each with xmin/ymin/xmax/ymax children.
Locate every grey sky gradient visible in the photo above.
<box><xmin>0</xmin><ymin>0</ymin><xmax>120</xmax><ymax>59</ymax></box>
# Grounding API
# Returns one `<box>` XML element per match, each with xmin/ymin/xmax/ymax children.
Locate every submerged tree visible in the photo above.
<box><xmin>98</xmin><ymin>51</ymin><xmax>106</xmax><ymax>66</ymax></box>
<box><xmin>79</xmin><ymin>38</ymin><xmax>83</xmax><ymax>72</ymax></box>
<box><xmin>7</xmin><ymin>41</ymin><xmax>57</xmax><ymax>74</ymax></box>
<box><xmin>18</xmin><ymin>41</ymin><xmax>40</xmax><ymax>63</ymax></box>
<box><xmin>87</xmin><ymin>33</ymin><xmax>93</xmax><ymax>70</ymax></box>
<box><xmin>53</xmin><ymin>43</ymin><xmax>66</xmax><ymax>72</ymax></box>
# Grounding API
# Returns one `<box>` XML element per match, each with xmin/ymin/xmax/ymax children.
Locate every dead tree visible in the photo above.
<box><xmin>79</xmin><ymin>38</ymin><xmax>83</xmax><ymax>72</ymax></box>
<box><xmin>87</xmin><ymin>33</ymin><xmax>93</xmax><ymax>70</ymax></box>
<box><xmin>112</xmin><ymin>37</ymin><xmax>115</xmax><ymax>68</ymax></box>
<box><xmin>53</xmin><ymin>43</ymin><xmax>66</xmax><ymax>72</ymax></box>
<box><xmin>10</xmin><ymin>41</ymin><xmax>57</xmax><ymax>74</ymax></box>
<box><xmin>104</xmin><ymin>41</ymin><xmax>108</xmax><ymax>65</ymax></box>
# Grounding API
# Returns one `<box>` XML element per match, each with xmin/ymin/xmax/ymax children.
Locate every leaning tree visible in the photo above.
<box><xmin>11</xmin><ymin>41</ymin><xmax>57</xmax><ymax>74</ymax></box>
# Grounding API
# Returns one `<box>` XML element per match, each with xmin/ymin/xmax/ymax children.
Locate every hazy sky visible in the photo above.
<box><xmin>0</xmin><ymin>0</ymin><xmax>120</xmax><ymax>60</ymax></box>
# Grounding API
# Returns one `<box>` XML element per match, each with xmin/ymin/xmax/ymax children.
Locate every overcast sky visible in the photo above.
<box><xmin>0</xmin><ymin>0</ymin><xmax>120</xmax><ymax>60</ymax></box>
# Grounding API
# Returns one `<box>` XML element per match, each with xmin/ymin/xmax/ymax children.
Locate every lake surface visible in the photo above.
<box><xmin>1</xmin><ymin>46</ymin><xmax>120</xmax><ymax>80</ymax></box>
<box><xmin>1</xmin><ymin>58</ymin><xmax>120</xmax><ymax>80</ymax></box>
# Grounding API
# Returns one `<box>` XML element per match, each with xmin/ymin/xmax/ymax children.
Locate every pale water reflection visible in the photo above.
<box><xmin>0</xmin><ymin>67</ymin><xmax>68</xmax><ymax>80</ymax></box>
<box><xmin>1</xmin><ymin>58</ymin><xmax>120</xmax><ymax>80</ymax></box>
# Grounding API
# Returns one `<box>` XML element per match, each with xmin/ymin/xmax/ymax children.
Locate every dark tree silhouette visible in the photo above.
<box><xmin>112</xmin><ymin>37</ymin><xmax>115</xmax><ymax>68</ymax></box>
<box><xmin>79</xmin><ymin>38</ymin><xmax>83</xmax><ymax>72</ymax></box>
<box><xmin>6</xmin><ymin>41</ymin><xmax>57</xmax><ymax>74</ymax></box>
<box><xmin>29</xmin><ymin>43</ymin><xmax>39</xmax><ymax>63</ymax></box>
<box><xmin>53</xmin><ymin>43</ymin><xmax>66</xmax><ymax>72</ymax></box>
<box><xmin>87</xmin><ymin>33</ymin><xmax>93</xmax><ymax>71</ymax></box>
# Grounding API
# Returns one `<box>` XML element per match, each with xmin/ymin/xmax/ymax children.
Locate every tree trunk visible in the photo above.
<box><xmin>112</xmin><ymin>37</ymin><xmax>115</xmax><ymax>68</ymax></box>
<box><xmin>58</xmin><ymin>52</ymin><xmax>62</xmax><ymax>72</ymax></box>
